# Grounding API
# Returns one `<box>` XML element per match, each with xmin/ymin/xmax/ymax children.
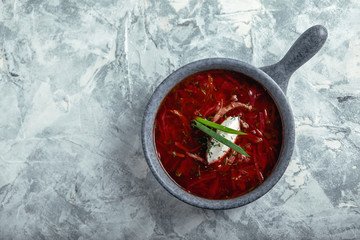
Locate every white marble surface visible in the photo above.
<box><xmin>1</xmin><ymin>0</ymin><xmax>360</xmax><ymax>239</ymax></box>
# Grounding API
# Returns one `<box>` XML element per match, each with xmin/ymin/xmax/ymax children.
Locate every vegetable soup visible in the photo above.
<box><xmin>154</xmin><ymin>70</ymin><xmax>282</xmax><ymax>199</ymax></box>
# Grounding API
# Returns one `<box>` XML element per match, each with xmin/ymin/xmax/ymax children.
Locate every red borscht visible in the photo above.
<box><xmin>154</xmin><ymin>70</ymin><xmax>282</xmax><ymax>200</ymax></box>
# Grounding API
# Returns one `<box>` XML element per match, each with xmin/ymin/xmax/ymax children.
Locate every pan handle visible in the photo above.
<box><xmin>260</xmin><ymin>25</ymin><xmax>328</xmax><ymax>94</ymax></box>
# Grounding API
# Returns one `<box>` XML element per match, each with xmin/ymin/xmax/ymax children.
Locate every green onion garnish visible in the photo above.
<box><xmin>193</xmin><ymin>120</ymin><xmax>250</xmax><ymax>157</ymax></box>
<box><xmin>195</xmin><ymin>117</ymin><xmax>247</xmax><ymax>135</ymax></box>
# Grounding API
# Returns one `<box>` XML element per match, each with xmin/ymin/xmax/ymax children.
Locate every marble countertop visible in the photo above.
<box><xmin>1</xmin><ymin>0</ymin><xmax>360</xmax><ymax>239</ymax></box>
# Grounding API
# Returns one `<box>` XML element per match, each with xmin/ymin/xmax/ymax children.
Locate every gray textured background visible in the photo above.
<box><xmin>1</xmin><ymin>0</ymin><xmax>360</xmax><ymax>239</ymax></box>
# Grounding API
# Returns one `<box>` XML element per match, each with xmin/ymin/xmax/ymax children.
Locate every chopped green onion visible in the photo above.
<box><xmin>193</xmin><ymin>120</ymin><xmax>250</xmax><ymax>157</ymax></box>
<box><xmin>195</xmin><ymin>117</ymin><xmax>247</xmax><ymax>135</ymax></box>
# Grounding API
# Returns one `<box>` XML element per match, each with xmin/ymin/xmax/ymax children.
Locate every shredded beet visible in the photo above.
<box><xmin>154</xmin><ymin>70</ymin><xmax>282</xmax><ymax>200</ymax></box>
<box><xmin>212</xmin><ymin>101</ymin><xmax>252</xmax><ymax>123</ymax></box>
<box><xmin>186</xmin><ymin>152</ymin><xmax>205</xmax><ymax>163</ymax></box>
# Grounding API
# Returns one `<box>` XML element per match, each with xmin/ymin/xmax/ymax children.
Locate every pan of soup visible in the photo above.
<box><xmin>142</xmin><ymin>25</ymin><xmax>327</xmax><ymax>209</ymax></box>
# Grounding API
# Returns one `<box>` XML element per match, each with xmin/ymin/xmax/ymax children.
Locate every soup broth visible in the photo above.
<box><xmin>154</xmin><ymin>70</ymin><xmax>282</xmax><ymax>199</ymax></box>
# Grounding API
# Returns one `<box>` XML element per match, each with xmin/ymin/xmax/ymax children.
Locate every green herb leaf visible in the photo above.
<box><xmin>195</xmin><ymin>117</ymin><xmax>247</xmax><ymax>135</ymax></box>
<box><xmin>193</xmin><ymin>120</ymin><xmax>250</xmax><ymax>157</ymax></box>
